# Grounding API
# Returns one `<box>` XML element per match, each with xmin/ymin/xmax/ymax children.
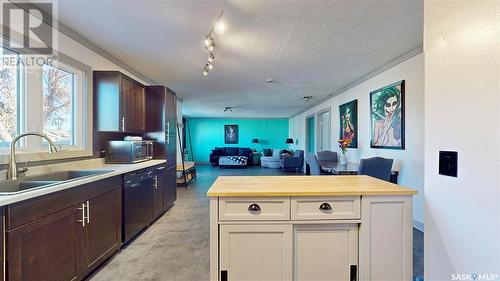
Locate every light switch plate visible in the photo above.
<box><xmin>439</xmin><ymin>151</ymin><xmax>458</xmax><ymax>177</ymax></box>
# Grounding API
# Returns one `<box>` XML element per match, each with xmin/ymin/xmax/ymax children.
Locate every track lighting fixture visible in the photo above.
<box><xmin>202</xmin><ymin>10</ymin><xmax>225</xmax><ymax>77</ymax></box>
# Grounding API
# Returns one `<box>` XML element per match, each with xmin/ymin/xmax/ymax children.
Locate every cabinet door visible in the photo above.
<box><xmin>7</xmin><ymin>206</ymin><xmax>81</xmax><ymax>281</ymax></box>
<box><xmin>220</xmin><ymin>224</ymin><xmax>292</xmax><ymax>281</ymax></box>
<box><xmin>82</xmin><ymin>188</ymin><xmax>122</xmax><ymax>274</ymax></box>
<box><xmin>120</xmin><ymin>76</ymin><xmax>145</xmax><ymax>132</ymax></box>
<box><xmin>294</xmin><ymin>224</ymin><xmax>358</xmax><ymax>281</ymax></box>
<box><xmin>165</xmin><ymin>89</ymin><xmax>177</xmax><ymax>135</ymax></box>
<box><xmin>153</xmin><ymin>170</ymin><xmax>165</xmax><ymax>218</ymax></box>
<box><xmin>166</xmin><ymin>130</ymin><xmax>177</xmax><ymax>167</ymax></box>
<box><xmin>164</xmin><ymin>166</ymin><xmax>177</xmax><ymax>209</ymax></box>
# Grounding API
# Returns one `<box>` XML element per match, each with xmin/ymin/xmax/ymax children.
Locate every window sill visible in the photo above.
<box><xmin>0</xmin><ymin>148</ymin><xmax>93</xmax><ymax>165</ymax></box>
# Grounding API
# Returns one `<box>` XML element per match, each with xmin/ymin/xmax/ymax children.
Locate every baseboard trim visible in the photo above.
<box><xmin>413</xmin><ymin>219</ymin><xmax>424</xmax><ymax>232</ymax></box>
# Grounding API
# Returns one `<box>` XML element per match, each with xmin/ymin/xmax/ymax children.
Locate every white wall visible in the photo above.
<box><xmin>289</xmin><ymin>53</ymin><xmax>425</xmax><ymax>228</ymax></box>
<box><xmin>424</xmin><ymin>1</ymin><xmax>500</xmax><ymax>280</ymax></box>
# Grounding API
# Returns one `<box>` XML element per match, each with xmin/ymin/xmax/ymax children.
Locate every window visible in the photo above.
<box><xmin>42</xmin><ymin>64</ymin><xmax>75</xmax><ymax>146</ymax></box>
<box><xmin>317</xmin><ymin>109</ymin><xmax>331</xmax><ymax>152</ymax></box>
<box><xmin>0</xmin><ymin>45</ymin><xmax>88</xmax><ymax>158</ymax></box>
<box><xmin>0</xmin><ymin>47</ymin><xmax>19</xmax><ymax>148</ymax></box>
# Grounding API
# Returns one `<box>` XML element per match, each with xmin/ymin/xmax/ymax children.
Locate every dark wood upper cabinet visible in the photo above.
<box><xmin>144</xmin><ymin>86</ymin><xmax>177</xmax><ymax>167</ymax></box>
<box><xmin>165</xmin><ymin>87</ymin><xmax>177</xmax><ymax>136</ymax></box>
<box><xmin>93</xmin><ymin>71</ymin><xmax>145</xmax><ymax>133</ymax></box>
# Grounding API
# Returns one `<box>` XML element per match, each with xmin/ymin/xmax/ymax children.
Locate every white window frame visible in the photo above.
<box><xmin>0</xmin><ymin>46</ymin><xmax>92</xmax><ymax>164</ymax></box>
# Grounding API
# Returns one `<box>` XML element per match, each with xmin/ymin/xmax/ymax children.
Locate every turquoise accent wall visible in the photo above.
<box><xmin>186</xmin><ymin>118</ymin><xmax>289</xmax><ymax>163</ymax></box>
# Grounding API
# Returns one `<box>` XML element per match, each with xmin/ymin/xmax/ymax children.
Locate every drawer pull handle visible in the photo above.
<box><xmin>248</xmin><ymin>203</ymin><xmax>261</xmax><ymax>213</ymax></box>
<box><xmin>319</xmin><ymin>203</ymin><xmax>332</xmax><ymax>212</ymax></box>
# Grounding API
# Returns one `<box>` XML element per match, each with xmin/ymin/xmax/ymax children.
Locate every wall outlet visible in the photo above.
<box><xmin>439</xmin><ymin>151</ymin><xmax>458</xmax><ymax>177</ymax></box>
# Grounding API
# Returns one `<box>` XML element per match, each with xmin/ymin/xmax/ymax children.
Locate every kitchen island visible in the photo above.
<box><xmin>207</xmin><ymin>175</ymin><xmax>417</xmax><ymax>281</ymax></box>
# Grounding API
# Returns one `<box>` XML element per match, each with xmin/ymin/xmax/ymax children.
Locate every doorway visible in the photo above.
<box><xmin>305</xmin><ymin>115</ymin><xmax>315</xmax><ymax>154</ymax></box>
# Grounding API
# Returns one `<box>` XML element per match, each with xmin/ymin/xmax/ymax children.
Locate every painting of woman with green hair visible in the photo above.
<box><xmin>370</xmin><ymin>80</ymin><xmax>405</xmax><ymax>149</ymax></box>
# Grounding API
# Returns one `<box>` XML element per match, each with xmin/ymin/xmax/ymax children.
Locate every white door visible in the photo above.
<box><xmin>294</xmin><ymin>224</ymin><xmax>358</xmax><ymax>281</ymax></box>
<box><xmin>220</xmin><ymin>224</ymin><xmax>293</xmax><ymax>281</ymax></box>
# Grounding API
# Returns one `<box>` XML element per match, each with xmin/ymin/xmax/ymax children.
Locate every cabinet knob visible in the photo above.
<box><xmin>319</xmin><ymin>202</ymin><xmax>332</xmax><ymax>212</ymax></box>
<box><xmin>248</xmin><ymin>203</ymin><xmax>261</xmax><ymax>213</ymax></box>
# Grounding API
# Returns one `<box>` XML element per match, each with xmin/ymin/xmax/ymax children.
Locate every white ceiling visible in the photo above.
<box><xmin>50</xmin><ymin>0</ymin><xmax>423</xmax><ymax>118</ymax></box>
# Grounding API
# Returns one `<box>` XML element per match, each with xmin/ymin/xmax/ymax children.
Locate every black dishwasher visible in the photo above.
<box><xmin>123</xmin><ymin>168</ymin><xmax>154</xmax><ymax>244</ymax></box>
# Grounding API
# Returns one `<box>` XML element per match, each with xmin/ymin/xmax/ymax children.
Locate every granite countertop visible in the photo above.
<box><xmin>207</xmin><ymin>175</ymin><xmax>417</xmax><ymax>197</ymax></box>
<box><xmin>0</xmin><ymin>158</ymin><xmax>166</xmax><ymax>206</ymax></box>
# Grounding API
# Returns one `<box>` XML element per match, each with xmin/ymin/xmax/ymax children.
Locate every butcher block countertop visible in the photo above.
<box><xmin>207</xmin><ymin>175</ymin><xmax>417</xmax><ymax>197</ymax></box>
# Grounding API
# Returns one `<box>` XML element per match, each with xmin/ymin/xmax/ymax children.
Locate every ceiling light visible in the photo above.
<box><xmin>202</xmin><ymin>10</ymin><xmax>224</xmax><ymax>77</ymax></box>
<box><xmin>214</xmin><ymin>21</ymin><xmax>226</xmax><ymax>35</ymax></box>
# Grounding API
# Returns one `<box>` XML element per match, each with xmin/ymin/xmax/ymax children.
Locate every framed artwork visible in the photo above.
<box><xmin>370</xmin><ymin>80</ymin><xmax>405</xmax><ymax>149</ymax></box>
<box><xmin>339</xmin><ymin>100</ymin><xmax>358</xmax><ymax>148</ymax></box>
<box><xmin>224</xmin><ymin>125</ymin><xmax>238</xmax><ymax>144</ymax></box>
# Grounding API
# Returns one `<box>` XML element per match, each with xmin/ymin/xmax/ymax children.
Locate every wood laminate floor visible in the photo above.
<box><xmin>89</xmin><ymin>164</ymin><xmax>424</xmax><ymax>281</ymax></box>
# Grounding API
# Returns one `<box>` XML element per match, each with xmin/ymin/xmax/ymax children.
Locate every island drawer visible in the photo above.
<box><xmin>219</xmin><ymin>197</ymin><xmax>290</xmax><ymax>221</ymax></box>
<box><xmin>291</xmin><ymin>196</ymin><xmax>361</xmax><ymax>220</ymax></box>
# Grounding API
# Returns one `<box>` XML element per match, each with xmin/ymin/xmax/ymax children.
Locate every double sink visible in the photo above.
<box><xmin>0</xmin><ymin>170</ymin><xmax>112</xmax><ymax>195</ymax></box>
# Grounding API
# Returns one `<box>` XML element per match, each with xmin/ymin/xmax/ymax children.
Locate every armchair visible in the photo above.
<box><xmin>280</xmin><ymin>150</ymin><xmax>304</xmax><ymax>173</ymax></box>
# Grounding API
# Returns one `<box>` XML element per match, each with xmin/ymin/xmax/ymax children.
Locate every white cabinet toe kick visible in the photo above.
<box><xmin>209</xmin><ymin>194</ymin><xmax>414</xmax><ymax>281</ymax></box>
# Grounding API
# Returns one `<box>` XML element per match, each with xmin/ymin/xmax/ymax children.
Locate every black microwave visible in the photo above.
<box><xmin>106</xmin><ymin>140</ymin><xmax>153</xmax><ymax>164</ymax></box>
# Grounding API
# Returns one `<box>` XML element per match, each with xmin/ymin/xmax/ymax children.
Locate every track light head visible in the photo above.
<box><xmin>208</xmin><ymin>53</ymin><xmax>215</xmax><ymax>63</ymax></box>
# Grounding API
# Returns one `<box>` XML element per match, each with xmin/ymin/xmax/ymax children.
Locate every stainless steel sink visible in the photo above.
<box><xmin>0</xmin><ymin>170</ymin><xmax>112</xmax><ymax>195</ymax></box>
<box><xmin>0</xmin><ymin>180</ymin><xmax>61</xmax><ymax>193</ymax></box>
<box><xmin>24</xmin><ymin>170</ymin><xmax>111</xmax><ymax>182</ymax></box>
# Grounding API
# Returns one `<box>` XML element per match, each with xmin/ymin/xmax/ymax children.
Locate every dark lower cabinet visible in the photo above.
<box><xmin>6</xmin><ymin>177</ymin><xmax>122</xmax><ymax>281</ymax></box>
<box><xmin>164</xmin><ymin>166</ymin><xmax>176</xmax><ymax>209</ymax></box>
<box><xmin>153</xmin><ymin>164</ymin><xmax>175</xmax><ymax>218</ymax></box>
<box><xmin>7</xmin><ymin>206</ymin><xmax>81</xmax><ymax>281</ymax></box>
<box><xmin>82</xmin><ymin>188</ymin><xmax>122</xmax><ymax>273</ymax></box>
<box><xmin>152</xmin><ymin>166</ymin><xmax>166</xmax><ymax>219</ymax></box>
<box><xmin>0</xmin><ymin>207</ymin><xmax>4</xmax><ymax>281</ymax></box>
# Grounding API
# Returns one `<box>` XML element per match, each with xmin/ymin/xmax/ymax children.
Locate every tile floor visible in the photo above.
<box><xmin>89</xmin><ymin>164</ymin><xmax>423</xmax><ymax>281</ymax></box>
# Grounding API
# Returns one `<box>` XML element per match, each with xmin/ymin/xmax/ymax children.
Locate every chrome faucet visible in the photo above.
<box><xmin>7</xmin><ymin>132</ymin><xmax>59</xmax><ymax>180</ymax></box>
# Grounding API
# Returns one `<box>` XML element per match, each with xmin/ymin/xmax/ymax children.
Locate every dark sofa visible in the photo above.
<box><xmin>210</xmin><ymin>147</ymin><xmax>253</xmax><ymax>166</ymax></box>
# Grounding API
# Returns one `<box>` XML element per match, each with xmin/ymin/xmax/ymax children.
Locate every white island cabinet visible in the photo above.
<box><xmin>208</xmin><ymin>175</ymin><xmax>417</xmax><ymax>281</ymax></box>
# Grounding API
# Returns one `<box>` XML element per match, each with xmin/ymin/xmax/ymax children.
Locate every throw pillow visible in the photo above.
<box><xmin>263</xmin><ymin>149</ymin><xmax>272</xmax><ymax>156</ymax></box>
